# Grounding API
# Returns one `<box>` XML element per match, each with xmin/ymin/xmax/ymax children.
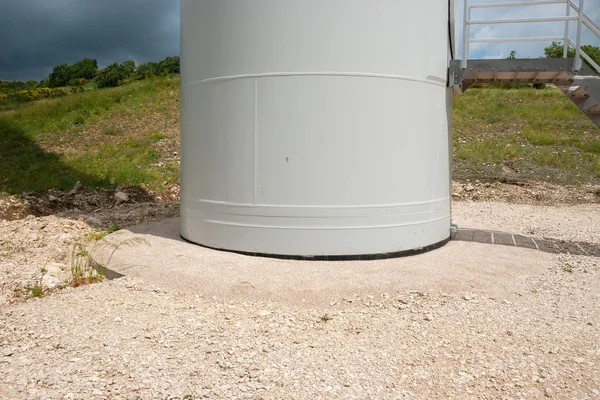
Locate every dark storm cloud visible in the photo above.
<box><xmin>0</xmin><ymin>0</ymin><xmax>180</xmax><ymax>81</ymax></box>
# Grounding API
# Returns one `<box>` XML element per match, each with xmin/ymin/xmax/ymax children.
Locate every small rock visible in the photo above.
<box><xmin>463</xmin><ymin>293</ymin><xmax>473</xmax><ymax>301</ymax></box>
<box><xmin>83</xmin><ymin>216</ymin><xmax>102</xmax><ymax>226</ymax></box>
<box><xmin>46</xmin><ymin>263</ymin><xmax>67</xmax><ymax>276</ymax></box>
<box><xmin>258</xmin><ymin>310</ymin><xmax>270</xmax><ymax>317</ymax></box>
<box><xmin>424</xmin><ymin>314</ymin><xmax>433</xmax><ymax>322</ymax></box>
<box><xmin>42</xmin><ymin>274</ymin><xmax>63</xmax><ymax>289</ymax></box>
<box><xmin>48</xmin><ymin>195</ymin><xmax>58</xmax><ymax>202</ymax></box>
<box><xmin>69</xmin><ymin>181</ymin><xmax>83</xmax><ymax>195</ymax></box>
<box><xmin>544</xmin><ymin>387</ymin><xmax>554</xmax><ymax>397</ymax></box>
<box><xmin>114</xmin><ymin>192</ymin><xmax>130</xmax><ymax>204</ymax></box>
<box><xmin>18</xmin><ymin>357</ymin><xmax>32</xmax><ymax>366</ymax></box>
<box><xmin>113</xmin><ymin>317</ymin><xmax>122</xmax><ymax>322</ymax></box>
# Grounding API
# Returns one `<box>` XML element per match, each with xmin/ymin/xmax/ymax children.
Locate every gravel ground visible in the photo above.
<box><xmin>1</xmin><ymin>201</ymin><xmax>599</xmax><ymax>400</ymax></box>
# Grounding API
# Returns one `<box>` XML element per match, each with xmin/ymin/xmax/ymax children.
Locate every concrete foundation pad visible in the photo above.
<box><xmin>100</xmin><ymin>217</ymin><xmax>553</xmax><ymax>307</ymax></box>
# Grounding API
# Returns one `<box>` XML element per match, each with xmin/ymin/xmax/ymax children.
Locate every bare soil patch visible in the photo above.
<box><xmin>452</xmin><ymin>179</ymin><xmax>600</xmax><ymax>204</ymax></box>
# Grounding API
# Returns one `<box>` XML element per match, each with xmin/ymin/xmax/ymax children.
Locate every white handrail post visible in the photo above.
<box><xmin>574</xmin><ymin>0</ymin><xmax>584</xmax><ymax>70</ymax></box>
<box><xmin>563</xmin><ymin>0</ymin><xmax>570</xmax><ymax>57</ymax></box>
<box><xmin>462</xmin><ymin>0</ymin><xmax>470</xmax><ymax>69</ymax></box>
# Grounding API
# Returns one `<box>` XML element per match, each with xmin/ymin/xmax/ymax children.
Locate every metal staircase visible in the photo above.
<box><xmin>558</xmin><ymin>70</ymin><xmax>600</xmax><ymax>125</ymax></box>
<box><xmin>452</xmin><ymin>0</ymin><xmax>600</xmax><ymax>127</ymax></box>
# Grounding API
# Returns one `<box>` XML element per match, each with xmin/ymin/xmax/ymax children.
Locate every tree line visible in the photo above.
<box><xmin>1</xmin><ymin>55</ymin><xmax>180</xmax><ymax>94</ymax></box>
<box><xmin>42</xmin><ymin>56</ymin><xmax>180</xmax><ymax>89</ymax></box>
<box><xmin>0</xmin><ymin>55</ymin><xmax>180</xmax><ymax>105</ymax></box>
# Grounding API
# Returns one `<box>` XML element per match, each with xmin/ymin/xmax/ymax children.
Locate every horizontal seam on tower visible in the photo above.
<box><xmin>188</xmin><ymin>197</ymin><xmax>451</xmax><ymax>209</ymax></box>
<box><xmin>182</xmin><ymin>72</ymin><xmax>448</xmax><ymax>89</ymax></box>
<box><xmin>199</xmin><ymin>215</ymin><xmax>450</xmax><ymax>230</ymax></box>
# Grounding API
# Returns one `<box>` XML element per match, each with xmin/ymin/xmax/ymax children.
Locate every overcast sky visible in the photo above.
<box><xmin>0</xmin><ymin>0</ymin><xmax>180</xmax><ymax>81</ymax></box>
<box><xmin>0</xmin><ymin>0</ymin><xmax>598</xmax><ymax>81</ymax></box>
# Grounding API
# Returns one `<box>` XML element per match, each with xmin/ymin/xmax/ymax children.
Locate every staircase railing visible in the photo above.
<box><xmin>461</xmin><ymin>0</ymin><xmax>600</xmax><ymax>73</ymax></box>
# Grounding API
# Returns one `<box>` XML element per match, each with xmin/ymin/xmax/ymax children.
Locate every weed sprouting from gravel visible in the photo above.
<box><xmin>108</xmin><ymin>222</ymin><xmax>120</xmax><ymax>233</ymax></box>
<box><xmin>86</xmin><ymin>230</ymin><xmax>108</xmax><ymax>241</ymax></box>
<box><xmin>319</xmin><ymin>313</ymin><xmax>332</xmax><ymax>323</ymax></box>
<box><xmin>562</xmin><ymin>263</ymin><xmax>574</xmax><ymax>273</ymax></box>
<box><xmin>70</xmin><ymin>242</ymin><xmax>103</xmax><ymax>287</ymax></box>
<box><xmin>25</xmin><ymin>267</ymin><xmax>48</xmax><ymax>298</ymax></box>
<box><xmin>70</xmin><ymin>236</ymin><xmax>149</xmax><ymax>287</ymax></box>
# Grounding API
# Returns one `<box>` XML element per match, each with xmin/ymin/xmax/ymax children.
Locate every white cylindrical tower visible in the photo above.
<box><xmin>180</xmin><ymin>0</ymin><xmax>452</xmax><ymax>258</ymax></box>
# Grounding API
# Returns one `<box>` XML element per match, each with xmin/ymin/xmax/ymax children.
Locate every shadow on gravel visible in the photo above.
<box><xmin>126</xmin><ymin>217</ymin><xmax>183</xmax><ymax>242</ymax></box>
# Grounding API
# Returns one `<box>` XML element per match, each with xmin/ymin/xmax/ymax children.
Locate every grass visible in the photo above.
<box><xmin>24</xmin><ymin>267</ymin><xmax>48</xmax><ymax>298</ymax></box>
<box><xmin>70</xmin><ymin>235</ymin><xmax>149</xmax><ymax>287</ymax></box>
<box><xmin>562</xmin><ymin>263</ymin><xmax>574</xmax><ymax>273</ymax></box>
<box><xmin>453</xmin><ymin>86</ymin><xmax>599</xmax><ymax>184</ymax></box>
<box><xmin>319</xmin><ymin>313</ymin><xmax>332</xmax><ymax>323</ymax></box>
<box><xmin>0</xmin><ymin>76</ymin><xmax>179</xmax><ymax>194</ymax></box>
<box><xmin>149</xmin><ymin>132</ymin><xmax>166</xmax><ymax>142</ymax></box>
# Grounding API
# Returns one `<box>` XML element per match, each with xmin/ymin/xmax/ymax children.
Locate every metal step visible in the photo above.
<box><xmin>449</xmin><ymin>58</ymin><xmax>576</xmax><ymax>91</ymax></box>
<box><xmin>557</xmin><ymin>75</ymin><xmax>600</xmax><ymax>127</ymax></box>
<box><xmin>565</xmin><ymin>86</ymin><xmax>589</xmax><ymax>98</ymax></box>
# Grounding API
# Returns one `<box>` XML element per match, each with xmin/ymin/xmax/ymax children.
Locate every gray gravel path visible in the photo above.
<box><xmin>1</xmin><ymin>201</ymin><xmax>599</xmax><ymax>399</ymax></box>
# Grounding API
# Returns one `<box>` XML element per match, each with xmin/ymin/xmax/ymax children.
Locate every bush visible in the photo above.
<box><xmin>95</xmin><ymin>63</ymin><xmax>126</xmax><ymax>88</ymax></box>
<box><xmin>73</xmin><ymin>114</ymin><xmax>85</xmax><ymax>125</ymax></box>
<box><xmin>135</xmin><ymin>62</ymin><xmax>158</xmax><ymax>80</ymax></box>
<box><xmin>71</xmin><ymin>58</ymin><xmax>98</xmax><ymax>80</ymax></box>
<box><xmin>0</xmin><ymin>87</ymin><xmax>68</xmax><ymax>105</ymax></box>
<box><xmin>121</xmin><ymin>60</ymin><xmax>136</xmax><ymax>79</ymax></box>
<box><xmin>157</xmin><ymin>56</ymin><xmax>180</xmax><ymax>76</ymax></box>
<box><xmin>48</xmin><ymin>58</ymin><xmax>98</xmax><ymax>88</ymax></box>
<box><xmin>135</xmin><ymin>57</ymin><xmax>179</xmax><ymax>80</ymax></box>
<box><xmin>0</xmin><ymin>80</ymin><xmax>28</xmax><ymax>94</ymax></box>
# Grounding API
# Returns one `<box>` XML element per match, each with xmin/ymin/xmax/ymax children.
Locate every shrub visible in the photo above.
<box><xmin>0</xmin><ymin>87</ymin><xmax>68</xmax><ymax>105</ymax></box>
<box><xmin>121</xmin><ymin>60</ymin><xmax>136</xmax><ymax>79</ymax></box>
<box><xmin>96</xmin><ymin>63</ymin><xmax>126</xmax><ymax>88</ymax></box>
<box><xmin>157</xmin><ymin>56</ymin><xmax>180</xmax><ymax>76</ymax></box>
<box><xmin>135</xmin><ymin>62</ymin><xmax>158</xmax><ymax>80</ymax></box>
<box><xmin>73</xmin><ymin>114</ymin><xmax>85</xmax><ymax>125</ymax></box>
<box><xmin>47</xmin><ymin>58</ymin><xmax>98</xmax><ymax>88</ymax></box>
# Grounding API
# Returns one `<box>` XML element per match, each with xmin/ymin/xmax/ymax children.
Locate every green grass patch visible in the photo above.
<box><xmin>523</xmin><ymin>129</ymin><xmax>556</xmax><ymax>146</ymax></box>
<box><xmin>0</xmin><ymin>116</ymin><xmax>163</xmax><ymax>192</ymax></box>
<box><xmin>149</xmin><ymin>132</ymin><xmax>166</xmax><ymax>142</ymax></box>
<box><xmin>102</xmin><ymin>126</ymin><xmax>122</xmax><ymax>136</ymax></box>
<box><xmin>0</xmin><ymin>76</ymin><xmax>180</xmax><ymax>194</ymax></box>
<box><xmin>453</xmin><ymin>87</ymin><xmax>599</xmax><ymax>184</ymax></box>
<box><xmin>454</xmin><ymin>138</ymin><xmax>523</xmax><ymax>163</ymax></box>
